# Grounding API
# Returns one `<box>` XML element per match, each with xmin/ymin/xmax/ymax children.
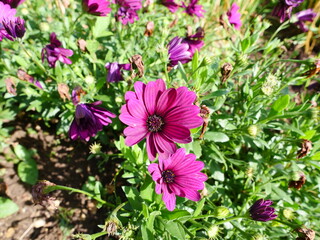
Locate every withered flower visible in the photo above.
<box><xmin>144</xmin><ymin>21</ymin><xmax>154</xmax><ymax>37</ymax></box>
<box><xmin>129</xmin><ymin>54</ymin><xmax>144</xmax><ymax>78</ymax></box>
<box><xmin>297</xmin><ymin>139</ymin><xmax>312</xmax><ymax>159</ymax></box>
<box><xmin>77</xmin><ymin>39</ymin><xmax>87</xmax><ymax>52</ymax></box>
<box><xmin>57</xmin><ymin>83</ymin><xmax>71</xmax><ymax>101</ymax></box>
<box><xmin>31</xmin><ymin>180</ymin><xmax>58</xmax><ymax>209</ymax></box>
<box><xmin>199</xmin><ymin>105</ymin><xmax>210</xmax><ymax>139</ymax></box>
<box><xmin>17</xmin><ymin>69</ymin><xmax>43</xmax><ymax>89</ymax></box>
<box><xmin>289</xmin><ymin>172</ymin><xmax>306</xmax><ymax>190</ymax></box>
<box><xmin>5</xmin><ymin>77</ymin><xmax>17</xmax><ymax>96</ymax></box>
<box><xmin>220</xmin><ymin>63</ymin><xmax>233</xmax><ymax>84</ymax></box>
<box><xmin>295</xmin><ymin>227</ymin><xmax>315</xmax><ymax>240</ymax></box>
<box><xmin>104</xmin><ymin>215</ymin><xmax>120</xmax><ymax>236</ymax></box>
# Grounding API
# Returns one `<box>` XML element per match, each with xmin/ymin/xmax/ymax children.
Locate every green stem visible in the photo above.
<box><xmin>44</xmin><ymin>185</ymin><xmax>115</xmax><ymax>208</ymax></box>
<box><xmin>91</xmin><ymin>231</ymin><xmax>108</xmax><ymax>240</ymax></box>
<box><xmin>213</xmin><ymin>216</ymin><xmax>245</xmax><ymax>226</ymax></box>
<box><xmin>273</xmin><ymin>219</ymin><xmax>299</xmax><ymax>229</ymax></box>
<box><xmin>164</xmin><ymin>63</ymin><xmax>170</xmax><ymax>85</ymax></box>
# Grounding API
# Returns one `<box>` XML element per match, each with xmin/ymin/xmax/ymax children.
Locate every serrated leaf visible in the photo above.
<box><xmin>0</xmin><ymin>197</ymin><xmax>19</xmax><ymax>218</ymax></box>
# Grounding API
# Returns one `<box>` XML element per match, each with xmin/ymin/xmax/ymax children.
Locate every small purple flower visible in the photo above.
<box><xmin>161</xmin><ymin>0</ymin><xmax>180</xmax><ymax>13</ymax></box>
<box><xmin>82</xmin><ymin>0</ymin><xmax>111</xmax><ymax>16</ymax></box>
<box><xmin>116</xmin><ymin>0</ymin><xmax>142</xmax><ymax>10</ymax></box>
<box><xmin>272</xmin><ymin>0</ymin><xmax>303</xmax><ymax>22</ymax></box>
<box><xmin>249</xmin><ymin>199</ymin><xmax>277</xmax><ymax>222</ymax></box>
<box><xmin>119</xmin><ymin>79</ymin><xmax>203</xmax><ymax>160</ymax></box>
<box><xmin>2</xmin><ymin>16</ymin><xmax>25</xmax><ymax>40</ymax></box>
<box><xmin>148</xmin><ymin>148</ymin><xmax>207</xmax><ymax>211</ymax></box>
<box><xmin>0</xmin><ymin>1</ymin><xmax>16</xmax><ymax>41</ymax></box>
<box><xmin>182</xmin><ymin>28</ymin><xmax>204</xmax><ymax>55</ymax></box>
<box><xmin>105</xmin><ymin>62</ymin><xmax>131</xmax><ymax>82</ymax></box>
<box><xmin>41</xmin><ymin>33</ymin><xmax>74</xmax><ymax>68</ymax></box>
<box><xmin>0</xmin><ymin>0</ymin><xmax>25</xmax><ymax>8</ymax></box>
<box><xmin>69</xmin><ymin>101</ymin><xmax>116</xmax><ymax>141</ymax></box>
<box><xmin>182</xmin><ymin>0</ymin><xmax>205</xmax><ymax>18</ymax></box>
<box><xmin>294</xmin><ymin>9</ymin><xmax>317</xmax><ymax>32</ymax></box>
<box><xmin>115</xmin><ymin>7</ymin><xmax>139</xmax><ymax>25</ymax></box>
<box><xmin>226</xmin><ymin>3</ymin><xmax>242</xmax><ymax>30</ymax></box>
<box><xmin>167</xmin><ymin>36</ymin><xmax>192</xmax><ymax>67</ymax></box>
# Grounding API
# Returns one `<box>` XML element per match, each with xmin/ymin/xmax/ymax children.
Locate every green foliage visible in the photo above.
<box><xmin>0</xmin><ymin>197</ymin><xmax>19</xmax><ymax>218</ymax></box>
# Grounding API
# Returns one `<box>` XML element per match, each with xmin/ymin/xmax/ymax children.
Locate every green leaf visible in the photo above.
<box><xmin>311</xmin><ymin>152</ymin><xmax>320</xmax><ymax>160</ymax></box>
<box><xmin>17</xmin><ymin>159</ymin><xmax>38</xmax><ymax>185</ymax></box>
<box><xmin>146</xmin><ymin>211</ymin><xmax>161</xmax><ymax>233</ymax></box>
<box><xmin>140</xmin><ymin>175</ymin><xmax>154</xmax><ymax>202</ymax></box>
<box><xmin>272</xmin><ymin>95</ymin><xmax>290</xmax><ymax>112</ymax></box>
<box><xmin>201</xmin><ymin>90</ymin><xmax>229</xmax><ymax>101</ymax></box>
<box><xmin>122</xmin><ymin>186</ymin><xmax>142</xmax><ymax>211</ymax></box>
<box><xmin>273</xmin><ymin>186</ymin><xmax>293</xmax><ymax>204</ymax></box>
<box><xmin>86</xmin><ymin>40</ymin><xmax>100</xmax><ymax>55</ymax></box>
<box><xmin>193</xmin><ymin>198</ymin><xmax>205</xmax><ymax>217</ymax></box>
<box><xmin>141</xmin><ymin>222</ymin><xmax>154</xmax><ymax>240</ymax></box>
<box><xmin>0</xmin><ymin>197</ymin><xmax>19</xmax><ymax>218</ymax></box>
<box><xmin>299</xmin><ymin>130</ymin><xmax>316</xmax><ymax>140</ymax></box>
<box><xmin>205</xmin><ymin>132</ymin><xmax>229</xmax><ymax>143</ymax></box>
<box><xmin>165</xmin><ymin>221</ymin><xmax>185</xmax><ymax>240</ymax></box>
<box><xmin>93</xmin><ymin>17</ymin><xmax>113</xmax><ymax>38</ymax></box>
<box><xmin>13</xmin><ymin>144</ymin><xmax>32</xmax><ymax>161</ymax></box>
<box><xmin>161</xmin><ymin>209</ymin><xmax>191</xmax><ymax>221</ymax></box>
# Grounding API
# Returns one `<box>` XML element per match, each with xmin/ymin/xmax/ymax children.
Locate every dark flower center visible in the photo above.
<box><xmin>147</xmin><ymin>115</ymin><xmax>164</xmax><ymax>132</ymax></box>
<box><xmin>162</xmin><ymin>170</ymin><xmax>175</xmax><ymax>183</ymax></box>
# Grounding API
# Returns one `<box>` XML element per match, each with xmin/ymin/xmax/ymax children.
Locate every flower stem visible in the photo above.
<box><xmin>44</xmin><ymin>185</ymin><xmax>115</xmax><ymax>208</ymax></box>
<box><xmin>213</xmin><ymin>216</ymin><xmax>245</xmax><ymax>225</ymax></box>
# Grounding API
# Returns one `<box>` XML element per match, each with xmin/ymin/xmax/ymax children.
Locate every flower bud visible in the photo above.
<box><xmin>207</xmin><ymin>225</ymin><xmax>220</xmax><ymax>240</ymax></box>
<box><xmin>248</xmin><ymin>125</ymin><xmax>259</xmax><ymax>137</ymax></box>
<box><xmin>90</xmin><ymin>142</ymin><xmax>102</xmax><ymax>154</ymax></box>
<box><xmin>283</xmin><ymin>208</ymin><xmax>295</xmax><ymax>220</ymax></box>
<box><xmin>39</xmin><ymin>22</ymin><xmax>50</xmax><ymax>32</ymax></box>
<box><xmin>235</xmin><ymin>53</ymin><xmax>248</xmax><ymax>67</ymax></box>
<box><xmin>214</xmin><ymin>206</ymin><xmax>230</xmax><ymax>219</ymax></box>
<box><xmin>251</xmin><ymin>234</ymin><xmax>266</xmax><ymax>240</ymax></box>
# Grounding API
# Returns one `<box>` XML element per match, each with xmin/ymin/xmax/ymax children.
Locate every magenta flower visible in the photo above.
<box><xmin>182</xmin><ymin>28</ymin><xmax>204</xmax><ymax>55</ymax></box>
<box><xmin>226</xmin><ymin>3</ymin><xmax>242</xmax><ymax>30</ymax></box>
<box><xmin>116</xmin><ymin>0</ymin><xmax>142</xmax><ymax>10</ymax></box>
<box><xmin>168</xmin><ymin>36</ymin><xmax>192</xmax><ymax>67</ymax></box>
<box><xmin>294</xmin><ymin>9</ymin><xmax>317</xmax><ymax>32</ymax></box>
<box><xmin>2</xmin><ymin>16</ymin><xmax>25</xmax><ymax>40</ymax></box>
<box><xmin>148</xmin><ymin>148</ymin><xmax>207</xmax><ymax>211</ymax></box>
<box><xmin>0</xmin><ymin>0</ymin><xmax>25</xmax><ymax>8</ymax></box>
<box><xmin>0</xmin><ymin>2</ymin><xmax>16</xmax><ymax>41</ymax></box>
<box><xmin>105</xmin><ymin>62</ymin><xmax>131</xmax><ymax>82</ymax></box>
<box><xmin>69</xmin><ymin>101</ymin><xmax>116</xmax><ymax>141</ymax></box>
<box><xmin>119</xmin><ymin>79</ymin><xmax>203</xmax><ymax>160</ymax></box>
<box><xmin>115</xmin><ymin>7</ymin><xmax>139</xmax><ymax>25</ymax></box>
<box><xmin>82</xmin><ymin>0</ymin><xmax>111</xmax><ymax>16</ymax></box>
<box><xmin>182</xmin><ymin>0</ymin><xmax>205</xmax><ymax>18</ymax></box>
<box><xmin>41</xmin><ymin>33</ymin><xmax>74</xmax><ymax>68</ymax></box>
<box><xmin>161</xmin><ymin>0</ymin><xmax>180</xmax><ymax>13</ymax></box>
<box><xmin>249</xmin><ymin>199</ymin><xmax>277</xmax><ymax>222</ymax></box>
<box><xmin>272</xmin><ymin>0</ymin><xmax>303</xmax><ymax>22</ymax></box>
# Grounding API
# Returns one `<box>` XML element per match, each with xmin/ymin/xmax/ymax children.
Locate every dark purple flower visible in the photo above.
<box><xmin>119</xmin><ymin>79</ymin><xmax>203</xmax><ymax>160</ymax></box>
<box><xmin>294</xmin><ymin>9</ymin><xmax>317</xmax><ymax>32</ymax></box>
<box><xmin>82</xmin><ymin>0</ymin><xmax>111</xmax><ymax>16</ymax></box>
<box><xmin>182</xmin><ymin>0</ymin><xmax>205</xmax><ymax>18</ymax></box>
<box><xmin>182</xmin><ymin>27</ymin><xmax>204</xmax><ymax>55</ymax></box>
<box><xmin>226</xmin><ymin>3</ymin><xmax>242</xmax><ymax>30</ymax></box>
<box><xmin>0</xmin><ymin>0</ymin><xmax>25</xmax><ymax>8</ymax></box>
<box><xmin>105</xmin><ymin>62</ymin><xmax>131</xmax><ymax>82</ymax></box>
<box><xmin>116</xmin><ymin>0</ymin><xmax>142</xmax><ymax>10</ymax></box>
<box><xmin>148</xmin><ymin>148</ymin><xmax>207</xmax><ymax>211</ymax></box>
<box><xmin>41</xmin><ymin>33</ymin><xmax>74</xmax><ymax>68</ymax></box>
<box><xmin>2</xmin><ymin>16</ymin><xmax>25</xmax><ymax>40</ymax></box>
<box><xmin>115</xmin><ymin>7</ymin><xmax>139</xmax><ymax>25</ymax></box>
<box><xmin>167</xmin><ymin>36</ymin><xmax>192</xmax><ymax>67</ymax></box>
<box><xmin>272</xmin><ymin>0</ymin><xmax>303</xmax><ymax>22</ymax></box>
<box><xmin>249</xmin><ymin>199</ymin><xmax>277</xmax><ymax>222</ymax></box>
<box><xmin>161</xmin><ymin>0</ymin><xmax>180</xmax><ymax>13</ymax></box>
<box><xmin>69</xmin><ymin>101</ymin><xmax>116</xmax><ymax>141</ymax></box>
<box><xmin>0</xmin><ymin>1</ymin><xmax>16</xmax><ymax>41</ymax></box>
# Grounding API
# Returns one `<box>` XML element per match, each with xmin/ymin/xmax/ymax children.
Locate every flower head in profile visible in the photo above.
<box><xmin>167</xmin><ymin>36</ymin><xmax>192</xmax><ymax>67</ymax></box>
<box><xmin>2</xmin><ymin>16</ymin><xmax>25</xmax><ymax>40</ymax></box>
<box><xmin>116</xmin><ymin>0</ymin><xmax>142</xmax><ymax>10</ymax></box>
<box><xmin>182</xmin><ymin>27</ymin><xmax>204</xmax><ymax>55</ymax></box>
<box><xmin>0</xmin><ymin>0</ymin><xmax>25</xmax><ymax>8</ymax></box>
<box><xmin>272</xmin><ymin>0</ymin><xmax>303</xmax><ymax>22</ymax></box>
<box><xmin>226</xmin><ymin>3</ymin><xmax>242</xmax><ymax>30</ymax></box>
<box><xmin>115</xmin><ymin>7</ymin><xmax>139</xmax><ymax>25</ymax></box>
<box><xmin>82</xmin><ymin>0</ymin><xmax>111</xmax><ymax>16</ymax></box>
<box><xmin>119</xmin><ymin>79</ymin><xmax>203</xmax><ymax>160</ymax></box>
<box><xmin>161</xmin><ymin>0</ymin><xmax>180</xmax><ymax>13</ymax></box>
<box><xmin>41</xmin><ymin>33</ymin><xmax>74</xmax><ymax>68</ymax></box>
<box><xmin>182</xmin><ymin>0</ymin><xmax>205</xmax><ymax>18</ymax></box>
<box><xmin>249</xmin><ymin>199</ymin><xmax>277</xmax><ymax>222</ymax></box>
<box><xmin>105</xmin><ymin>62</ymin><xmax>131</xmax><ymax>82</ymax></box>
<box><xmin>69</xmin><ymin>101</ymin><xmax>116</xmax><ymax>141</ymax></box>
<box><xmin>148</xmin><ymin>148</ymin><xmax>207</xmax><ymax>211</ymax></box>
<box><xmin>294</xmin><ymin>9</ymin><xmax>317</xmax><ymax>32</ymax></box>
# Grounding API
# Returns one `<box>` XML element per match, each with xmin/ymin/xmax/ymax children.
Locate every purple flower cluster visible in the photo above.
<box><xmin>41</xmin><ymin>33</ymin><xmax>74</xmax><ymax>68</ymax></box>
<box><xmin>161</xmin><ymin>0</ymin><xmax>205</xmax><ymax>18</ymax></box>
<box><xmin>0</xmin><ymin>1</ymin><xmax>25</xmax><ymax>41</ymax></box>
<box><xmin>249</xmin><ymin>199</ymin><xmax>277</xmax><ymax>222</ymax></box>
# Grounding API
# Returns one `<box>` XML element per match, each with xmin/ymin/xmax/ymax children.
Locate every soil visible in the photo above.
<box><xmin>0</xmin><ymin>114</ymin><xmax>121</xmax><ymax>240</ymax></box>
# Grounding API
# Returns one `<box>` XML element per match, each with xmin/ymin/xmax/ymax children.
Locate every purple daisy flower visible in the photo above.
<box><xmin>182</xmin><ymin>0</ymin><xmax>205</xmax><ymax>18</ymax></box>
<box><xmin>105</xmin><ymin>62</ymin><xmax>131</xmax><ymax>82</ymax></box>
<box><xmin>69</xmin><ymin>101</ymin><xmax>116</xmax><ymax>141</ymax></box>
<box><xmin>168</xmin><ymin>36</ymin><xmax>192</xmax><ymax>67</ymax></box>
<box><xmin>0</xmin><ymin>2</ymin><xmax>16</xmax><ymax>41</ymax></box>
<box><xmin>115</xmin><ymin>7</ymin><xmax>139</xmax><ymax>25</ymax></box>
<box><xmin>2</xmin><ymin>16</ymin><xmax>25</xmax><ymax>40</ymax></box>
<box><xmin>249</xmin><ymin>199</ymin><xmax>278</xmax><ymax>222</ymax></box>
<box><xmin>226</xmin><ymin>3</ymin><xmax>242</xmax><ymax>30</ymax></box>
<box><xmin>41</xmin><ymin>33</ymin><xmax>74</xmax><ymax>68</ymax></box>
<box><xmin>161</xmin><ymin>0</ymin><xmax>180</xmax><ymax>13</ymax></box>
<box><xmin>294</xmin><ymin>9</ymin><xmax>317</xmax><ymax>32</ymax></box>
<box><xmin>82</xmin><ymin>0</ymin><xmax>111</xmax><ymax>16</ymax></box>
<box><xmin>119</xmin><ymin>79</ymin><xmax>203</xmax><ymax>160</ymax></box>
<box><xmin>116</xmin><ymin>0</ymin><xmax>142</xmax><ymax>10</ymax></box>
<box><xmin>272</xmin><ymin>0</ymin><xmax>303</xmax><ymax>22</ymax></box>
<box><xmin>0</xmin><ymin>0</ymin><xmax>25</xmax><ymax>8</ymax></box>
<box><xmin>182</xmin><ymin>28</ymin><xmax>204</xmax><ymax>56</ymax></box>
<box><xmin>148</xmin><ymin>148</ymin><xmax>207</xmax><ymax>211</ymax></box>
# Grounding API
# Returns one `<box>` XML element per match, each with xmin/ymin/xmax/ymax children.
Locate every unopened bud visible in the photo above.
<box><xmin>39</xmin><ymin>22</ymin><xmax>50</xmax><ymax>32</ymax></box>
<box><xmin>90</xmin><ymin>142</ymin><xmax>102</xmax><ymax>154</ymax></box>
<box><xmin>283</xmin><ymin>208</ymin><xmax>295</xmax><ymax>220</ymax></box>
<box><xmin>246</xmin><ymin>167</ymin><xmax>254</xmax><ymax>178</ymax></box>
<box><xmin>251</xmin><ymin>234</ymin><xmax>266</xmax><ymax>240</ymax></box>
<box><xmin>84</xmin><ymin>75</ymin><xmax>95</xmax><ymax>85</ymax></box>
<box><xmin>235</xmin><ymin>53</ymin><xmax>248</xmax><ymax>67</ymax></box>
<box><xmin>248</xmin><ymin>125</ymin><xmax>259</xmax><ymax>137</ymax></box>
<box><xmin>214</xmin><ymin>206</ymin><xmax>230</xmax><ymax>219</ymax></box>
<box><xmin>207</xmin><ymin>225</ymin><xmax>220</xmax><ymax>239</ymax></box>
